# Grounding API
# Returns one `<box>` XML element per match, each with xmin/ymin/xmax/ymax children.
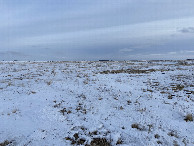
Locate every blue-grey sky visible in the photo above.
<box><xmin>1</xmin><ymin>0</ymin><xmax>194</xmax><ymax>60</ymax></box>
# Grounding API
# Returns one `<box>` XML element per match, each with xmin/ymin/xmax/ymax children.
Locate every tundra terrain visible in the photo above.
<box><xmin>0</xmin><ymin>60</ymin><xmax>194</xmax><ymax>145</ymax></box>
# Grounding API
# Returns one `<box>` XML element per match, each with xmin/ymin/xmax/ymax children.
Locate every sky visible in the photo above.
<box><xmin>0</xmin><ymin>0</ymin><xmax>194</xmax><ymax>61</ymax></box>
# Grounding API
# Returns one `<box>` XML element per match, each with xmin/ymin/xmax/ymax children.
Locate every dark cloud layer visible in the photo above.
<box><xmin>179</xmin><ymin>27</ymin><xmax>194</xmax><ymax>33</ymax></box>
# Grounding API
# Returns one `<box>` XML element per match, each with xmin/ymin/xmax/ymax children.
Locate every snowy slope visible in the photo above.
<box><xmin>0</xmin><ymin>60</ymin><xmax>194</xmax><ymax>146</ymax></box>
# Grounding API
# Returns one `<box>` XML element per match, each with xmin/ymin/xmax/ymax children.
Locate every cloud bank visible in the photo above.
<box><xmin>0</xmin><ymin>0</ymin><xmax>194</xmax><ymax>60</ymax></box>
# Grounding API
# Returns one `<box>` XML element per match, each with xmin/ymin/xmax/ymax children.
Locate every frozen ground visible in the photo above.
<box><xmin>0</xmin><ymin>60</ymin><xmax>194</xmax><ymax>146</ymax></box>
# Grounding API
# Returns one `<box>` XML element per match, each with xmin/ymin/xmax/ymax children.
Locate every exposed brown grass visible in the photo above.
<box><xmin>184</xmin><ymin>114</ymin><xmax>193</xmax><ymax>122</ymax></box>
<box><xmin>100</xmin><ymin>69</ymin><xmax>157</xmax><ymax>74</ymax></box>
<box><xmin>90</xmin><ymin>138</ymin><xmax>111</xmax><ymax>146</ymax></box>
<box><xmin>0</xmin><ymin>140</ymin><xmax>12</xmax><ymax>146</ymax></box>
<box><xmin>131</xmin><ymin>123</ymin><xmax>145</xmax><ymax>131</ymax></box>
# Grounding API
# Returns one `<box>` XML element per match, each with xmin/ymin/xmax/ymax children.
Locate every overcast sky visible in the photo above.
<box><xmin>0</xmin><ymin>0</ymin><xmax>194</xmax><ymax>60</ymax></box>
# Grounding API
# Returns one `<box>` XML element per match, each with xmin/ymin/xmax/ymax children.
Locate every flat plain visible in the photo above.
<box><xmin>0</xmin><ymin>60</ymin><xmax>194</xmax><ymax>146</ymax></box>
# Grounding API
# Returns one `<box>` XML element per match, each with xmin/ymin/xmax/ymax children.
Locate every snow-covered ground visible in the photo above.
<box><xmin>0</xmin><ymin>60</ymin><xmax>194</xmax><ymax>146</ymax></box>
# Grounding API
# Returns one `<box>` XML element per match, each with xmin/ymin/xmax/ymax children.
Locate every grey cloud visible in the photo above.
<box><xmin>179</xmin><ymin>27</ymin><xmax>194</xmax><ymax>33</ymax></box>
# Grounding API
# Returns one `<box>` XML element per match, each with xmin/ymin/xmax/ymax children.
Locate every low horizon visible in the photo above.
<box><xmin>1</xmin><ymin>58</ymin><xmax>193</xmax><ymax>62</ymax></box>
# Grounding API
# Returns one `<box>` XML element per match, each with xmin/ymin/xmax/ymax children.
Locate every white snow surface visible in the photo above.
<box><xmin>0</xmin><ymin>60</ymin><xmax>194</xmax><ymax>145</ymax></box>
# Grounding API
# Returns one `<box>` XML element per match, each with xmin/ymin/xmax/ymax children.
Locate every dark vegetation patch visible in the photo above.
<box><xmin>127</xmin><ymin>100</ymin><xmax>132</xmax><ymax>105</ymax></box>
<box><xmin>184</xmin><ymin>114</ymin><xmax>193</xmax><ymax>122</ymax></box>
<box><xmin>173</xmin><ymin>140</ymin><xmax>179</xmax><ymax>146</ymax></box>
<box><xmin>147</xmin><ymin>89</ymin><xmax>153</xmax><ymax>92</ymax></box>
<box><xmin>131</xmin><ymin>123</ymin><xmax>145</xmax><ymax>131</ymax></box>
<box><xmin>65</xmin><ymin>133</ymin><xmax>86</xmax><ymax>145</ymax></box>
<box><xmin>77</xmin><ymin>138</ymin><xmax>86</xmax><ymax>145</ymax></box>
<box><xmin>184</xmin><ymin>90</ymin><xmax>194</xmax><ymax>95</ymax></box>
<box><xmin>154</xmin><ymin>134</ymin><xmax>160</xmax><ymax>139</ymax></box>
<box><xmin>65</xmin><ymin>135</ymin><xmax>110</xmax><ymax>146</ymax></box>
<box><xmin>171</xmin><ymin>84</ymin><xmax>184</xmax><ymax>91</ymax></box>
<box><xmin>157</xmin><ymin>140</ymin><xmax>162</xmax><ymax>144</ymax></box>
<box><xmin>0</xmin><ymin>140</ymin><xmax>12</xmax><ymax>146</ymax></box>
<box><xmin>89</xmin><ymin>130</ymin><xmax>98</xmax><ymax>136</ymax></box>
<box><xmin>53</xmin><ymin>100</ymin><xmax>64</xmax><ymax>108</ymax></box>
<box><xmin>100</xmin><ymin>69</ymin><xmax>156</xmax><ymax>74</ymax></box>
<box><xmin>116</xmin><ymin>138</ymin><xmax>123</xmax><ymax>145</ymax></box>
<box><xmin>177</xmin><ymin>61</ymin><xmax>189</xmax><ymax>66</ymax></box>
<box><xmin>168</xmin><ymin>95</ymin><xmax>174</xmax><ymax>99</ymax></box>
<box><xmin>53</xmin><ymin>100</ymin><xmax>73</xmax><ymax>116</ymax></box>
<box><xmin>90</xmin><ymin>138</ymin><xmax>111</xmax><ymax>146</ymax></box>
<box><xmin>60</xmin><ymin>108</ymin><xmax>67</xmax><ymax>115</ymax></box>
<box><xmin>100</xmin><ymin>68</ymin><xmax>173</xmax><ymax>74</ymax></box>
<box><xmin>65</xmin><ymin>126</ymin><xmax>112</xmax><ymax>146</ymax></box>
<box><xmin>168</xmin><ymin>131</ymin><xmax>179</xmax><ymax>138</ymax></box>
